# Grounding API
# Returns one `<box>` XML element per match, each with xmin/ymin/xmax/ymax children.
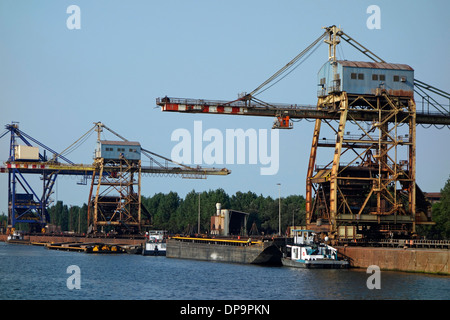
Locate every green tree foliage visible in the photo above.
<box><xmin>47</xmin><ymin>201</ymin><xmax>88</xmax><ymax>234</ymax></box>
<box><xmin>142</xmin><ymin>189</ymin><xmax>305</xmax><ymax>235</ymax></box>
<box><xmin>417</xmin><ymin>177</ymin><xmax>450</xmax><ymax>239</ymax></box>
<box><xmin>0</xmin><ymin>213</ymin><xmax>7</xmax><ymax>231</ymax></box>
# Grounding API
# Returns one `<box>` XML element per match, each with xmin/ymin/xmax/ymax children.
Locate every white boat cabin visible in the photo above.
<box><xmin>288</xmin><ymin>229</ymin><xmax>338</xmax><ymax>261</ymax></box>
<box><xmin>292</xmin><ymin>229</ymin><xmax>315</xmax><ymax>245</ymax></box>
<box><xmin>145</xmin><ymin>230</ymin><xmax>165</xmax><ymax>242</ymax></box>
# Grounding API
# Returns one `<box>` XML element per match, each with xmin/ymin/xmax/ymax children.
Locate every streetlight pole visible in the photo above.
<box><xmin>277</xmin><ymin>183</ymin><xmax>281</xmax><ymax>236</ymax></box>
<box><xmin>198</xmin><ymin>192</ymin><xmax>201</xmax><ymax>234</ymax></box>
<box><xmin>292</xmin><ymin>208</ymin><xmax>299</xmax><ymax>231</ymax></box>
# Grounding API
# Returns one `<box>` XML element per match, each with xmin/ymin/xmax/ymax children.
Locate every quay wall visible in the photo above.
<box><xmin>338</xmin><ymin>246</ymin><xmax>450</xmax><ymax>275</ymax></box>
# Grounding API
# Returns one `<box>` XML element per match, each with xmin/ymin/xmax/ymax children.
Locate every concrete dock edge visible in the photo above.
<box><xmin>338</xmin><ymin>246</ymin><xmax>450</xmax><ymax>275</ymax></box>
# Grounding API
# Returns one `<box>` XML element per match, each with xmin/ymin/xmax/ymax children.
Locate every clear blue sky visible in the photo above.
<box><xmin>1</xmin><ymin>0</ymin><xmax>449</xmax><ymax>213</ymax></box>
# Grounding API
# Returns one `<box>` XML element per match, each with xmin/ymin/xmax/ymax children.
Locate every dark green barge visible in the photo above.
<box><xmin>166</xmin><ymin>236</ymin><xmax>283</xmax><ymax>265</ymax></box>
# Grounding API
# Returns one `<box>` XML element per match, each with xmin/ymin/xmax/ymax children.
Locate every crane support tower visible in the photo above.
<box><xmin>88</xmin><ymin>123</ymin><xmax>144</xmax><ymax>233</ymax></box>
<box><xmin>157</xmin><ymin>25</ymin><xmax>450</xmax><ymax>239</ymax></box>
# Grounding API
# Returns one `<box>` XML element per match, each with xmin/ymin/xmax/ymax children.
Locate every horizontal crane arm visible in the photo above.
<box><xmin>0</xmin><ymin>162</ymin><xmax>230</xmax><ymax>176</ymax></box>
<box><xmin>157</xmin><ymin>97</ymin><xmax>450</xmax><ymax>125</ymax></box>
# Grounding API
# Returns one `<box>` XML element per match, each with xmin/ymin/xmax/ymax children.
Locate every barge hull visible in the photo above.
<box><xmin>166</xmin><ymin>238</ymin><xmax>282</xmax><ymax>265</ymax></box>
<box><xmin>281</xmin><ymin>257</ymin><xmax>349</xmax><ymax>269</ymax></box>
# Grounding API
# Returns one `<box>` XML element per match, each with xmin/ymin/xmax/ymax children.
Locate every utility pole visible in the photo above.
<box><xmin>292</xmin><ymin>208</ymin><xmax>299</xmax><ymax>231</ymax></box>
<box><xmin>78</xmin><ymin>210</ymin><xmax>81</xmax><ymax>234</ymax></box>
<box><xmin>277</xmin><ymin>183</ymin><xmax>281</xmax><ymax>236</ymax></box>
<box><xmin>198</xmin><ymin>192</ymin><xmax>201</xmax><ymax>234</ymax></box>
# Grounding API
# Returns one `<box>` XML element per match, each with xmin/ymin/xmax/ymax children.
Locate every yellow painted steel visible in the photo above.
<box><xmin>2</xmin><ymin>161</ymin><xmax>230</xmax><ymax>175</ymax></box>
<box><xmin>171</xmin><ymin>236</ymin><xmax>262</xmax><ymax>245</ymax></box>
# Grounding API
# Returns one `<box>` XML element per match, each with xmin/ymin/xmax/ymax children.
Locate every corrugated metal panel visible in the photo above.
<box><xmin>317</xmin><ymin>60</ymin><xmax>414</xmax><ymax>97</ymax></box>
<box><xmin>97</xmin><ymin>140</ymin><xmax>141</xmax><ymax>161</ymax></box>
<box><xmin>337</xmin><ymin>60</ymin><xmax>414</xmax><ymax>71</ymax></box>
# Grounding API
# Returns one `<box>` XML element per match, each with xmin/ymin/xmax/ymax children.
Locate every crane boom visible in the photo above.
<box><xmin>0</xmin><ymin>162</ymin><xmax>230</xmax><ymax>176</ymax></box>
<box><xmin>157</xmin><ymin>96</ymin><xmax>450</xmax><ymax>126</ymax></box>
<box><xmin>157</xmin><ymin>25</ymin><xmax>449</xmax><ymax>126</ymax></box>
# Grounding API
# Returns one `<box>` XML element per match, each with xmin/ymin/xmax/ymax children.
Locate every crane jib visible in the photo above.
<box><xmin>159</xmin><ymin>99</ymin><xmax>450</xmax><ymax>126</ymax></box>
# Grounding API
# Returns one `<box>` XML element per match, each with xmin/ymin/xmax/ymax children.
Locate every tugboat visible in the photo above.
<box><xmin>142</xmin><ymin>230</ymin><xmax>166</xmax><ymax>256</ymax></box>
<box><xmin>6</xmin><ymin>230</ymin><xmax>29</xmax><ymax>244</ymax></box>
<box><xmin>282</xmin><ymin>229</ymin><xmax>348</xmax><ymax>269</ymax></box>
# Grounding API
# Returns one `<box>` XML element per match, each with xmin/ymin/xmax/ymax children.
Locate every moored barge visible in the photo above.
<box><xmin>166</xmin><ymin>236</ymin><xmax>283</xmax><ymax>265</ymax></box>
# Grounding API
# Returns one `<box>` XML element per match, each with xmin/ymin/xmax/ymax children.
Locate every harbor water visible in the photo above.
<box><xmin>0</xmin><ymin>242</ymin><xmax>449</xmax><ymax>300</ymax></box>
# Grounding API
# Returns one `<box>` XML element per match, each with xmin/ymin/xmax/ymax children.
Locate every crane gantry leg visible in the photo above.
<box><xmin>88</xmin><ymin>157</ymin><xmax>142</xmax><ymax>234</ymax></box>
<box><xmin>305</xmin><ymin>91</ymin><xmax>430</xmax><ymax>239</ymax></box>
<box><xmin>329</xmin><ymin>94</ymin><xmax>348</xmax><ymax>235</ymax></box>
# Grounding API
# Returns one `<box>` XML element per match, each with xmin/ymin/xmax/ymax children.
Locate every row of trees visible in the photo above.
<box><xmin>47</xmin><ymin>202</ymin><xmax>89</xmax><ymax>234</ymax></box>
<box><xmin>43</xmin><ymin>189</ymin><xmax>306</xmax><ymax>235</ymax></box>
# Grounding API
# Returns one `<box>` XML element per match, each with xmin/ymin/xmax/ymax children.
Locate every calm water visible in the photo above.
<box><xmin>0</xmin><ymin>242</ymin><xmax>449</xmax><ymax>300</ymax></box>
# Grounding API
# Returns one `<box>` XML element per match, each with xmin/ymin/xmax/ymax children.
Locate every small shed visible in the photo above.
<box><xmin>317</xmin><ymin>60</ymin><xmax>414</xmax><ymax>97</ymax></box>
<box><xmin>210</xmin><ymin>203</ymin><xmax>249</xmax><ymax>236</ymax></box>
<box><xmin>95</xmin><ymin>140</ymin><xmax>141</xmax><ymax>161</ymax></box>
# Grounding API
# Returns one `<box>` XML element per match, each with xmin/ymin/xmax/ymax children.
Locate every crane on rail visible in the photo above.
<box><xmin>157</xmin><ymin>25</ymin><xmax>450</xmax><ymax>240</ymax></box>
<box><xmin>0</xmin><ymin>122</ymin><xmax>230</xmax><ymax>234</ymax></box>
